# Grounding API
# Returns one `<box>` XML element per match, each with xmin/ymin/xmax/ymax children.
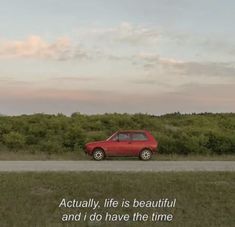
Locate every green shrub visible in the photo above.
<box><xmin>0</xmin><ymin>113</ymin><xmax>235</xmax><ymax>155</ymax></box>
<box><xmin>2</xmin><ymin>132</ymin><xmax>26</xmax><ymax>150</ymax></box>
<box><xmin>39</xmin><ymin>139</ymin><xmax>63</xmax><ymax>154</ymax></box>
<box><xmin>206</xmin><ymin>132</ymin><xmax>235</xmax><ymax>154</ymax></box>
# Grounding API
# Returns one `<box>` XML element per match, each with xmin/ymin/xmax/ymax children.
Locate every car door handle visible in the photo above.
<box><xmin>128</xmin><ymin>141</ymin><xmax>132</xmax><ymax>144</ymax></box>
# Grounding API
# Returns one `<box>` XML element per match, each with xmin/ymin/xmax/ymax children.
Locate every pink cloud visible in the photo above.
<box><xmin>0</xmin><ymin>36</ymin><xmax>87</xmax><ymax>60</ymax></box>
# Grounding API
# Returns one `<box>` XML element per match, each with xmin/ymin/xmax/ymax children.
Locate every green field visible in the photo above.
<box><xmin>0</xmin><ymin>172</ymin><xmax>234</xmax><ymax>227</ymax></box>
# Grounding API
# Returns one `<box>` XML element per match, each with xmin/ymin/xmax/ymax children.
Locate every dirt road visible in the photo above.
<box><xmin>0</xmin><ymin>161</ymin><xmax>234</xmax><ymax>172</ymax></box>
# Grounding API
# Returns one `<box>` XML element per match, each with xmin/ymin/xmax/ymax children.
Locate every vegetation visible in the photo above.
<box><xmin>0</xmin><ymin>172</ymin><xmax>234</xmax><ymax>227</ymax></box>
<box><xmin>0</xmin><ymin>112</ymin><xmax>235</xmax><ymax>155</ymax></box>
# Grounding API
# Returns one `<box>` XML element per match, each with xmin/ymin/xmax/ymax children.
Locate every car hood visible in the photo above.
<box><xmin>86</xmin><ymin>140</ymin><xmax>106</xmax><ymax>146</ymax></box>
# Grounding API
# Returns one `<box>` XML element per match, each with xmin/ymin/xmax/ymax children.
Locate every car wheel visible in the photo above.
<box><xmin>93</xmin><ymin>149</ymin><xmax>105</xmax><ymax>161</ymax></box>
<box><xmin>139</xmin><ymin>149</ymin><xmax>152</xmax><ymax>161</ymax></box>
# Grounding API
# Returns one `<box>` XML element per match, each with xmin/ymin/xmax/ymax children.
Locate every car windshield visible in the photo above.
<box><xmin>106</xmin><ymin>132</ymin><xmax>117</xmax><ymax>141</ymax></box>
<box><xmin>106</xmin><ymin>132</ymin><xmax>132</xmax><ymax>141</ymax></box>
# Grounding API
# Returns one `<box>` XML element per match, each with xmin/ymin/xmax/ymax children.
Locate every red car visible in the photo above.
<box><xmin>85</xmin><ymin>130</ymin><xmax>158</xmax><ymax>161</ymax></box>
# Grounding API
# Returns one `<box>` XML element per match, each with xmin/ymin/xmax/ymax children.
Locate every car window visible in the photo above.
<box><xmin>118</xmin><ymin>133</ymin><xmax>131</xmax><ymax>141</ymax></box>
<box><xmin>132</xmin><ymin>132</ymin><xmax>148</xmax><ymax>141</ymax></box>
<box><xmin>111</xmin><ymin>134</ymin><xmax>118</xmax><ymax>141</ymax></box>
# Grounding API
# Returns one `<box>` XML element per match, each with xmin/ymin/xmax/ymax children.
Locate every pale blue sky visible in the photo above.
<box><xmin>0</xmin><ymin>0</ymin><xmax>235</xmax><ymax>115</ymax></box>
<box><xmin>1</xmin><ymin>0</ymin><xmax>235</xmax><ymax>37</ymax></box>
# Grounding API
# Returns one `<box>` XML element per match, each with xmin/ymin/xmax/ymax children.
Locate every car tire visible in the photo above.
<box><xmin>139</xmin><ymin>149</ymin><xmax>152</xmax><ymax>161</ymax></box>
<box><xmin>93</xmin><ymin>149</ymin><xmax>105</xmax><ymax>161</ymax></box>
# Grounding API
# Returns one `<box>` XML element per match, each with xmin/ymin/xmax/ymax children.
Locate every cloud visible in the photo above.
<box><xmin>114</xmin><ymin>22</ymin><xmax>159</xmax><ymax>44</ymax></box>
<box><xmin>0</xmin><ymin>36</ymin><xmax>88</xmax><ymax>60</ymax></box>
<box><xmin>136</xmin><ymin>53</ymin><xmax>183</xmax><ymax>64</ymax></box>
<box><xmin>1</xmin><ymin>23</ymin><xmax>234</xmax><ymax>64</ymax></box>
<box><xmin>136</xmin><ymin>53</ymin><xmax>235</xmax><ymax>78</ymax></box>
<box><xmin>171</xmin><ymin>61</ymin><xmax>235</xmax><ymax>77</ymax></box>
<box><xmin>160</xmin><ymin>29</ymin><xmax>235</xmax><ymax>59</ymax></box>
<box><xmin>0</xmin><ymin>22</ymin><xmax>157</xmax><ymax>61</ymax></box>
<box><xmin>190</xmin><ymin>36</ymin><xmax>235</xmax><ymax>57</ymax></box>
<box><xmin>76</xmin><ymin>22</ymin><xmax>159</xmax><ymax>45</ymax></box>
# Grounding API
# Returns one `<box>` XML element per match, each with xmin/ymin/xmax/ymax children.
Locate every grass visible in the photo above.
<box><xmin>0</xmin><ymin>150</ymin><xmax>235</xmax><ymax>160</ymax></box>
<box><xmin>0</xmin><ymin>172</ymin><xmax>234</xmax><ymax>227</ymax></box>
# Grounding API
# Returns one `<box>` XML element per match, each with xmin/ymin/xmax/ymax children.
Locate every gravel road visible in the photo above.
<box><xmin>0</xmin><ymin>161</ymin><xmax>234</xmax><ymax>172</ymax></box>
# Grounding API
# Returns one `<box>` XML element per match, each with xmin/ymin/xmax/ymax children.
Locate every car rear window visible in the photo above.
<box><xmin>132</xmin><ymin>132</ymin><xmax>148</xmax><ymax>141</ymax></box>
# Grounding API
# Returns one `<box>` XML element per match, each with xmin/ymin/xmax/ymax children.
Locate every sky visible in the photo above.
<box><xmin>0</xmin><ymin>0</ymin><xmax>235</xmax><ymax>115</ymax></box>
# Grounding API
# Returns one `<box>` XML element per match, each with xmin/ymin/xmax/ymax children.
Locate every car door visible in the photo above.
<box><xmin>104</xmin><ymin>133</ymin><xmax>119</xmax><ymax>156</ymax></box>
<box><xmin>106</xmin><ymin>132</ymin><xmax>132</xmax><ymax>156</ymax></box>
<box><xmin>128</xmin><ymin>132</ymin><xmax>148</xmax><ymax>156</ymax></box>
